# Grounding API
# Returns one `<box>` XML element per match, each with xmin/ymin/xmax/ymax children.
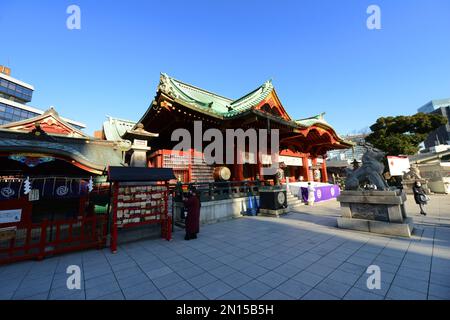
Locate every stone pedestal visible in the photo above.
<box><xmin>337</xmin><ymin>190</ymin><xmax>414</xmax><ymax>237</ymax></box>
<box><xmin>259</xmin><ymin>187</ymin><xmax>288</xmax><ymax>218</ymax></box>
<box><xmin>259</xmin><ymin>208</ymin><xmax>289</xmax><ymax>217</ymax></box>
<box><xmin>129</xmin><ymin>148</ymin><xmax>149</xmax><ymax>167</ymax></box>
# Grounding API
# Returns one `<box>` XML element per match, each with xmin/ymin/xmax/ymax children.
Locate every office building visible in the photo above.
<box><xmin>0</xmin><ymin>65</ymin><xmax>85</xmax><ymax>129</ymax></box>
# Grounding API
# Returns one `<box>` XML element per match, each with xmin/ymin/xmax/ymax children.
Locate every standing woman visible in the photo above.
<box><xmin>307</xmin><ymin>182</ymin><xmax>316</xmax><ymax>206</ymax></box>
<box><xmin>412</xmin><ymin>181</ymin><xmax>428</xmax><ymax>216</ymax></box>
<box><xmin>183</xmin><ymin>187</ymin><xmax>201</xmax><ymax>240</ymax></box>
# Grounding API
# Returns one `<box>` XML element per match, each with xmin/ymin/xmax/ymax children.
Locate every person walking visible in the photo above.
<box><xmin>412</xmin><ymin>181</ymin><xmax>428</xmax><ymax>216</ymax></box>
<box><xmin>307</xmin><ymin>182</ymin><xmax>316</xmax><ymax>206</ymax></box>
<box><xmin>183</xmin><ymin>187</ymin><xmax>201</xmax><ymax>240</ymax></box>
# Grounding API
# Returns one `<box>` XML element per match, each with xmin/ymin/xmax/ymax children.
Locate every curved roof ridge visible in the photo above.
<box><xmin>106</xmin><ymin>115</ymin><xmax>136</xmax><ymax>125</ymax></box>
<box><xmin>162</xmin><ymin>73</ymin><xmax>233</xmax><ymax>103</ymax></box>
<box><xmin>230</xmin><ymin>79</ymin><xmax>273</xmax><ymax>107</ymax></box>
<box><xmin>296</xmin><ymin>112</ymin><xmax>327</xmax><ymax>122</ymax></box>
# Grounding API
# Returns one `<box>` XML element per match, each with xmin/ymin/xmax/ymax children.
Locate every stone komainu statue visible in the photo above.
<box><xmin>274</xmin><ymin>168</ymin><xmax>284</xmax><ymax>186</ymax></box>
<box><xmin>403</xmin><ymin>164</ymin><xmax>422</xmax><ymax>180</ymax></box>
<box><xmin>345</xmin><ymin>145</ymin><xmax>390</xmax><ymax>191</ymax></box>
<box><xmin>274</xmin><ymin>162</ymin><xmax>287</xmax><ymax>186</ymax></box>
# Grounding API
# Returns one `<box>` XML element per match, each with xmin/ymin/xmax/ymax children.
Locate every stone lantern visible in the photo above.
<box><xmin>121</xmin><ymin>123</ymin><xmax>159</xmax><ymax>167</ymax></box>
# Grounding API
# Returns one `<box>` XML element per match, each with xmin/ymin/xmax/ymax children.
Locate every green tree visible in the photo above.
<box><xmin>366</xmin><ymin>112</ymin><xmax>448</xmax><ymax>156</ymax></box>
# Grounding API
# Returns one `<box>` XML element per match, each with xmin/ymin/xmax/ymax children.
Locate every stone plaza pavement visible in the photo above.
<box><xmin>1</xmin><ymin>195</ymin><xmax>449</xmax><ymax>300</ymax></box>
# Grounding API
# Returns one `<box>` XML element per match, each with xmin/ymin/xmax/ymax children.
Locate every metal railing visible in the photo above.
<box><xmin>171</xmin><ymin>180</ymin><xmax>264</xmax><ymax>202</ymax></box>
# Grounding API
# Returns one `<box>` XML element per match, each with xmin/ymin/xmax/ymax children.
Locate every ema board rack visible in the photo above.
<box><xmin>111</xmin><ymin>182</ymin><xmax>171</xmax><ymax>253</ymax></box>
<box><xmin>107</xmin><ymin>167</ymin><xmax>176</xmax><ymax>253</ymax></box>
<box><xmin>116</xmin><ymin>185</ymin><xmax>167</xmax><ymax>228</ymax></box>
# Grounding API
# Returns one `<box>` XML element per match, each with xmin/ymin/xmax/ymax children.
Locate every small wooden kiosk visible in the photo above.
<box><xmin>107</xmin><ymin>166</ymin><xmax>175</xmax><ymax>253</ymax></box>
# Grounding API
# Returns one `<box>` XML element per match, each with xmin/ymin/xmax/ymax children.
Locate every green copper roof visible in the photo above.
<box><xmin>158</xmin><ymin>73</ymin><xmax>273</xmax><ymax>118</ymax></box>
<box><xmin>103</xmin><ymin>116</ymin><xmax>136</xmax><ymax>141</ymax></box>
<box><xmin>295</xmin><ymin>113</ymin><xmax>330</xmax><ymax>127</ymax></box>
<box><xmin>296</xmin><ymin>113</ymin><xmax>354</xmax><ymax>147</ymax></box>
<box><xmin>226</xmin><ymin>80</ymin><xmax>274</xmax><ymax>117</ymax></box>
<box><xmin>151</xmin><ymin>74</ymin><xmax>353</xmax><ymax>149</ymax></box>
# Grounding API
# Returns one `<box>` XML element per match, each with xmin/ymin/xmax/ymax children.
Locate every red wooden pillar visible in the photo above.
<box><xmin>111</xmin><ymin>182</ymin><xmax>119</xmax><ymax>254</ymax></box>
<box><xmin>302</xmin><ymin>156</ymin><xmax>311</xmax><ymax>181</ymax></box>
<box><xmin>321</xmin><ymin>158</ymin><xmax>329</xmax><ymax>183</ymax></box>
<box><xmin>188</xmin><ymin>149</ymin><xmax>193</xmax><ymax>182</ymax></box>
<box><xmin>38</xmin><ymin>219</ymin><xmax>48</xmax><ymax>260</ymax></box>
<box><xmin>257</xmin><ymin>152</ymin><xmax>263</xmax><ymax>181</ymax></box>
<box><xmin>233</xmin><ymin>164</ymin><xmax>244</xmax><ymax>181</ymax></box>
<box><xmin>79</xmin><ymin>196</ymin><xmax>87</xmax><ymax>217</ymax></box>
<box><xmin>289</xmin><ymin>166</ymin><xmax>296</xmax><ymax>181</ymax></box>
<box><xmin>233</xmin><ymin>146</ymin><xmax>244</xmax><ymax>181</ymax></box>
<box><xmin>162</xmin><ymin>182</ymin><xmax>171</xmax><ymax>241</ymax></box>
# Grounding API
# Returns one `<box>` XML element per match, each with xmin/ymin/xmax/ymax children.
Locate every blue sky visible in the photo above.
<box><xmin>1</xmin><ymin>0</ymin><xmax>449</xmax><ymax>135</ymax></box>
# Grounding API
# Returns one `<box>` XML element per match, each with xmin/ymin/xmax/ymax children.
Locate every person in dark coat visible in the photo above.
<box><xmin>183</xmin><ymin>187</ymin><xmax>201</xmax><ymax>240</ymax></box>
<box><xmin>412</xmin><ymin>181</ymin><xmax>428</xmax><ymax>216</ymax></box>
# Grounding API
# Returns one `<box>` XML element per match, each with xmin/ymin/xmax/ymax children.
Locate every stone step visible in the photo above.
<box><xmin>287</xmin><ymin>193</ymin><xmax>297</xmax><ymax>197</ymax></box>
<box><xmin>288</xmin><ymin>199</ymin><xmax>304</xmax><ymax>207</ymax></box>
<box><xmin>289</xmin><ymin>202</ymin><xmax>305</xmax><ymax>209</ymax></box>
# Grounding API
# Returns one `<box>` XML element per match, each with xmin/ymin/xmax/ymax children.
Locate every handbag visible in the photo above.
<box><xmin>181</xmin><ymin>207</ymin><xmax>188</xmax><ymax>220</ymax></box>
<box><xmin>419</xmin><ymin>194</ymin><xmax>428</xmax><ymax>203</ymax></box>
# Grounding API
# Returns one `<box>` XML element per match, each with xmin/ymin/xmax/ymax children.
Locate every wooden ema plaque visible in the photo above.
<box><xmin>0</xmin><ymin>227</ymin><xmax>17</xmax><ymax>241</ymax></box>
<box><xmin>116</xmin><ymin>185</ymin><xmax>167</xmax><ymax>228</ymax></box>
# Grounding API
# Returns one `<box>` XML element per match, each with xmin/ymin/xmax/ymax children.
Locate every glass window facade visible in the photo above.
<box><xmin>0</xmin><ymin>102</ymin><xmax>84</xmax><ymax>130</ymax></box>
<box><xmin>0</xmin><ymin>78</ymin><xmax>33</xmax><ymax>103</ymax></box>
<box><xmin>0</xmin><ymin>102</ymin><xmax>39</xmax><ymax>125</ymax></box>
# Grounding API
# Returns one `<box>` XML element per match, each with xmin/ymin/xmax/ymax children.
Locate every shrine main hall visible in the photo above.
<box><xmin>101</xmin><ymin>73</ymin><xmax>353</xmax><ymax>184</ymax></box>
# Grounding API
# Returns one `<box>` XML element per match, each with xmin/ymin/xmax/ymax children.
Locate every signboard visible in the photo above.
<box><xmin>0</xmin><ymin>209</ymin><xmax>22</xmax><ymax>224</ymax></box>
<box><xmin>261</xmin><ymin>154</ymin><xmax>273</xmax><ymax>165</ymax></box>
<box><xmin>387</xmin><ymin>156</ymin><xmax>410</xmax><ymax>176</ymax></box>
<box><xmin>255</xmin><ymin>154</ymin><xmax>307</xmax><ymax>166</ymax></box>
<box><xmin>133</xmin><ymin>139</ymin><xmax>148</xmax><ymax>148</ymax></box>
<box><xmin>279</xmin><ymin>156</ymin><xmax>303</xmax><ymax>166</ymax></box>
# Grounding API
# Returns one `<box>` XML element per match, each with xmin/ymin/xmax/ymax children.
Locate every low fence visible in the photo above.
<box><xmin>171</xmin><ymin>180</ymin><xmax>264</xmax><ymax>227</ymax></box>
<box><xmin>172</xmin><ymin>180</ymin><xmax>262</xmax><ymax>202</ymax></box>
<box><xmin>0</xmin><ymin>215</ymin><xmax>107</xmax><ymax>265</ymax></box>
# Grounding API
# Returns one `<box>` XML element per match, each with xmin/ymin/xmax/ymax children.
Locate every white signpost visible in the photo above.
<box><xmin>387</xmin><ymin>156</ymin><xmax>410</xmax><ymax>177</ymax></box>
<box><xmin>278</xmin><ymin>156</ymin><xmax>303</xmax><ymax>167</ymax></box>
